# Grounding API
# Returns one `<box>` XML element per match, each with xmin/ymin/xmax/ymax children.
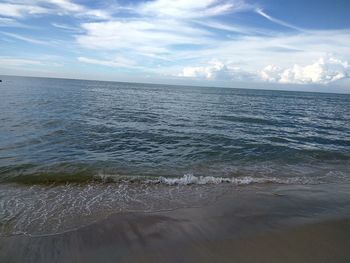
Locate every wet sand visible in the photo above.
<box><xmin>128</xmin><ymin>219</ymin><xmax>350</xmax><ymax>263</ymax></box>
<box><xmin>1</xmin><ymin>182</ymin><xmax>350</xmax><ymax>263</ymax></box>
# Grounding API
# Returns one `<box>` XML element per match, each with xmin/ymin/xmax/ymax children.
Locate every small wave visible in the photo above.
<box><xmin>0</xmin><ymin>172</ymin><xmax>345</xmax><ymax>237</ymax></box>
<box><xmin>0</xmin><ymin>174</ymin><xmax>308</xmax><ymax>237</ymax></box>
<box><xmin>0</xmin><ymin>164</ymin><xmax>349</xmax><ymax>185</ymax></box>
<box><xmin>98</xmin><ymin>173</ymin><xmax>311</xmax><ymax>186</ymax></box>
<box><xmin>4</xmin><ymin>172</ymin><xmax>310</xmax><ymax>186</ymax></box>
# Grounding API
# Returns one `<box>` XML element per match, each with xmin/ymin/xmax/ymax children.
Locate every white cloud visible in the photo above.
<box><xmin>0</xmin><ymin>55</ymin><xmax>67</xmax><ymax>73</ymax></box>
<box><xmin>45</xmin><ymin>0</ymin><xmax>83</xmax><ymax>12</ymax></box>
<box><xmin>78</xmin><ymin>56</ymin><xmax>137</xmax><ymax>68</ymax></box>
<box><xmin>46</xmin><ymin>0</ymin><xmax>111</xmax><ymax>19</ymax></box>
<box><xmin>48</xmin><ymin>0</ymin><xmax>111</xmax><ymax>19</ymax></box>
<box><xmin>75</xmin><ymin>0</ymin><xmax>252</xmax><ymax>60</ymax></box>
<box><xmin>0</xmin><ymin>0</ymin><xmax>110</xmax><ymax>19</ymax></box>
<box><xmin>179</xmin><ymin>60</ymin><xmax>230</xmax><ymax>79</ymax></box>
<box><xmin>0</xmin><ymin>17</ymin><xmax>20</xmax><ymax>27</ymax></box>
<box><xmin>82</xmin><ymin>9</ymin><xmax>111</xmax><ymax>20</ymax></box>
<box><xmin>73</xmin><ymin>0</ymin><xmax>350</xmax><ymax>79</ymax></box>
<box><xmin>179</xmin><ymin>56</ymin><xmax>350</xmax><ymax>84</ymax></box>
<box><xmin>0</xmin><ymin>57</ymin><xmax>42</xmax><ymax>66</ymax></box>
<box><xmin>51</xmin><ymin>22</ymin><xmax>80</xmax><ymax>31</ymax></box>
<box><xmin>259</xmin><ymin>64</ymin><xmax>281</xmax><ymax>82</ymax></box>
<box><xmin>77</xmin><ymin>20</ymin><xmax>211</xmax><ymax>55</ymax></box>
<box><xmin>179</xmin><ymin>59</ymin><xmax>256</xmax><ymax>81</ymax></box>
<box><xmin>137</xmin><ymin>0</ymin><xmax>251</xmax><ymax>19</ymax></box>
<box><xmin>2</xmin><ymin>32</ymin><xmax>48</xmax><ymax>45</ymax></box>
<box><xmin>1</xmin><ymin>32</ymin><xmax>78</xmax><ymax>50</ymax></box>
<box><xmin>260</xmin><ymin>56</ymin><xmax>350</xmax><ymax>84</ymax></box>
<box><xmin>0</xmin><ymin>3</ymin><xmax>49</xmax><ymax>18</ymax></box>
<box><xmin>255</xmin><ymin>8</ymin><xmax>304</xmax><ymax>32</ymax></box>
<box><xmin>193</xmin><ymin>20</ymin><xmax>273</xmax><ymax>36</ymax></box>
<box><xmin>2</xmin><ymin>0</ymin><xmax>350</xmax><ymax>88</ymax></box>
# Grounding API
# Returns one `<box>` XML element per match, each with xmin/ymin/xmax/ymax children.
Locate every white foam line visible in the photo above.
<box><xmin>145</xmin><ymin>174</ymin><xmax>309</xmax><ymax>186</ymax></box>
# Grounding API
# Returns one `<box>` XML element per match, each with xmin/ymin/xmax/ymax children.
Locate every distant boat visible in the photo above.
<box><xmin>0</xmin><ymin>80</ymin><xmax>2</xmax><ymax>82</ymax></box>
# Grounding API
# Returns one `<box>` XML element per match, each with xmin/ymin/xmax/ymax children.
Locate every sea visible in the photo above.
<box><xmin>0</xmin><ymin>75</ymin><xmax>349</xmax><ymax>236</ymax></box>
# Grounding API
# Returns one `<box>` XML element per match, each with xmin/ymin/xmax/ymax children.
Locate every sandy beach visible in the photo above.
<box><xmin>1</xmin><ymin>182</ymin><xmax>350</xmax><ymax>263</ymax></box>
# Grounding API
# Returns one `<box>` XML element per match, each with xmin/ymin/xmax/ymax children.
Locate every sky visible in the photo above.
<box><xmin>0</xmin><ymin>0</ymin><xmax>350</xmax><ymax>92</ymax></box>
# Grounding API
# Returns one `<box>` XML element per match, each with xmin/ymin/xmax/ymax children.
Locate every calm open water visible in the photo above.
<box><xmin>0</xmin><ymin>76</ymin><xmax>349</xmax><ymax>235</ymax></box>
<box><xmin>1</xmin><ymin>76</ymin><xmax>349</xmax><ymax>184</ymax></box>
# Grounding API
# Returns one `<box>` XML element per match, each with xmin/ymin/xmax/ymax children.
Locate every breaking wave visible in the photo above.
<box><xmin>3</xmin><ymin>169</ymin><xmax>347</xmax><ymax>186</ymax></box>
<box><xmin>0</xmin><ymin>172</ymin><xmax>347</xmax><ymax>237</ymax></box>
<box><xmin>146</xmin><ymin>174</ymin><xmax>311</xmax><ymax>185</ymax></box>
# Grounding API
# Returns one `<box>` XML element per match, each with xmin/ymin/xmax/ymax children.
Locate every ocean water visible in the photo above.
<box><xmin>0</xmin><ymin>76</ymin><xmax>350</xmax><ymax>235</ymax></box>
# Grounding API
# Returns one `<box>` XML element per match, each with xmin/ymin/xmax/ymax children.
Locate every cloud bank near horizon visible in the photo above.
<box><xmin>180</xmin><ymin>56</ymin><xmax>350</xmax><ymax>85</ymax></box>
<box><xmin>0</xmin><ymin>0</ymin><xmax>350</xmax><ymax>89</ymax></box>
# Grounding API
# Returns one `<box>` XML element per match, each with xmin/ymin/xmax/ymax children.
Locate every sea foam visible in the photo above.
<box><xmin>143</xmin><ymin>174</ymin><xmax>309</xmax><ymax>185</ymax></box>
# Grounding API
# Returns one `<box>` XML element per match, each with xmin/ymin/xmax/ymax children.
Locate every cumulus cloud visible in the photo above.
<box><xmin>179</xmin><ymin>60</ymin><xmax>231</xmax><ymax>79</ymax></box>
<box><xmin>260</xmin><ymin>56</ymin><xmax>350</xmax><ymax>84</ymax></box>
<box><xmin>179</xmin><ymin>60</ymin><xmax>255</xmax><ymax>81</ymax></box>
<box><xmin>179</xmin><ymin>56</ymin><xmax>350</xmax><ymax>84</ymax></box>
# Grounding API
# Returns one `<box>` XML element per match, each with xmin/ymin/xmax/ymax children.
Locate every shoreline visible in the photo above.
<box><xmin>1</xmin><ymin>182</ymin><xmax>350</xmax><ymax>262</ymax></box>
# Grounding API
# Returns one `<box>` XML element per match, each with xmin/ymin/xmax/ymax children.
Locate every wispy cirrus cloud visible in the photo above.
<box><xmin>2</xmin><ymin>32</ymin><xmax>48</xmax><ymax>45</ymax></box>
<box><xmin>0</xmin><ymin>56</ymin><xmax>42</xmax><ymax>66</ymax></box>
<box><xmin>75</xmin><ymin>0</ymin><xmax>253</xmax><ymax>58</ymax></box>
<box><xmin>77</xmin><ymin>56</ymin><xmax>138</xmax><ymax>69</ymax></box>
<box><xmin>72</xmin><ymin>0</ymin><xmax>350</xmax><ymax>86</ymax></box>
<box><xmin>51</xmin><ymin>22</ymin><xmax>81</xmax><ymax>32</ymax></box>
<box><xmin>0</xmin><ymin>53</ymin><xmax>66</xmax><ymax>69</ymax></box>
<box><xmin>0</xmin><ymin>3</ymin><xmax>49</xmax><ymax>18</ymax></box>
<box><xmin>0</xmin><ymin>17</ymin><xmax>26</xmax><ymax>27</ymax></box>
<box><xmin>136</xmin><ymin>0</ymin><xmax>252</xmax><ymax>18</ymax></box>
<box><xmin>0</xmin><ymin>0</ymin><xmax>111</xmax><ymax>19</ymax></box>
<box><xmin>45</xmin><ymin>0</ymin><xmax>84</xmax><ymax>12</ymax></box>
<box><xmin>255</xmin><ymin>8</ymin><xmax>305</xmax><ymax>32</ymax></box>
<box><xmin>77</xmin><ymin>20</ymin><xmax>211</xmax><ymax>55</ymax></box>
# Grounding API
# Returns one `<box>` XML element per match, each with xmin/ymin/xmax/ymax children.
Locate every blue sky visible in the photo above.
<box><xmin>0</xmin><ymin>0</ymin><xmax>350</xmax><ymax>92</ymax></box>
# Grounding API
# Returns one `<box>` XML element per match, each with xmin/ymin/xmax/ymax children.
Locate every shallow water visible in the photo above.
<box><xmin>1</xmin><ymin>182</ymin><xmax>350</xmax><ymax>263</ymax></box>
